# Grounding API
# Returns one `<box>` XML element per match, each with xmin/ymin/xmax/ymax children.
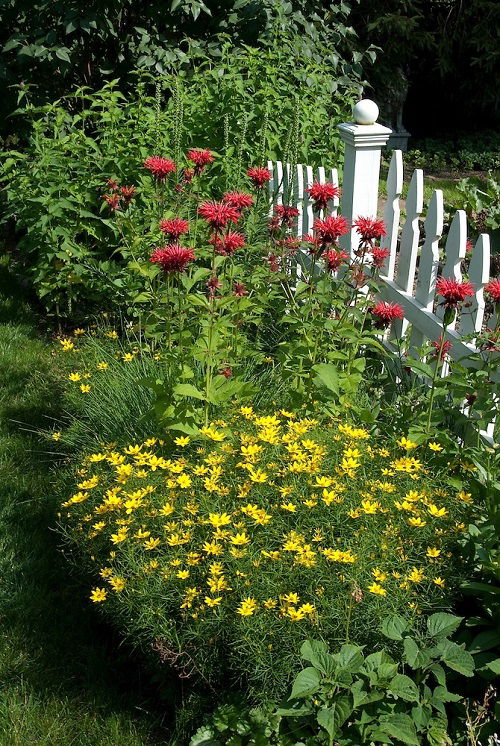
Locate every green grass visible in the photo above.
<box><xmin>0</xmin><ymin>261</ymin><xmax>170</xmax><ymax>745</ymax></box>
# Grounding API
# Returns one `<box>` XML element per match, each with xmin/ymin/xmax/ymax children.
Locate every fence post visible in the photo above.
<box><xmin>338</xmin><ymin>100</ymin><xmax>392</xmax><ymax>255</ymax></box>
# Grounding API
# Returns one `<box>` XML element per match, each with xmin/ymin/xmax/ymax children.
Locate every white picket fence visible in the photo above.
<box><xmin>266</xmin><ymin>102</ymin><xmax>498</xmax><ymax>440</ymax></box>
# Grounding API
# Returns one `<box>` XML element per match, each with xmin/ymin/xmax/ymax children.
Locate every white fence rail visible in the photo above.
<box><xmin>266</xmin><ymin>100</ymin><xmax>498</xmax><ymax>440</ymax></box>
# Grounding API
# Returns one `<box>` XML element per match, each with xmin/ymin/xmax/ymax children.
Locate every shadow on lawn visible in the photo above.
<box><xmin>0</xmin><ymin>260</ymin><xmax>177</xmax><ymax>744</ymax></box>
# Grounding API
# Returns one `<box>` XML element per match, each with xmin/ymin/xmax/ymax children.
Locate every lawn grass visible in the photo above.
<box><xmin>0</xmin><ymin>260</ymin><xmax>170</xmax><ymax>745</ymax></box>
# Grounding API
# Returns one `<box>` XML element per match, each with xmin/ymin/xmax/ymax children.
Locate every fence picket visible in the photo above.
<box><xmin>380</xmin><ymin>149</ymin><xmax>403</xmax><ymax>280</ymax></box>
<box><xmin>409</xmin><ymin>189</ymin><xmax>444</xmax><ymax>351</ymax></box>
<box><xmin>330</xmin><ymin>168</ymin><xmax>340</xmax><ymax>217</ymax></box>
<box><xmin>435</xmin><ymin>210</ymin><xmax>467</xmax><ymax>330</ymax></box>
<box><xmin>303</xmin><ymin>164</ymin><xmax>315</xmax><ymax>237</ymax></box>
<box><xmin>460</xmin><ymin>233</ymin><xmax>491</xmax><ymax>337</ymax></box>
<box><xmin>391</xmin><ymin>168</ymin><xmax>424</xmax><ymax>339</ymax></box>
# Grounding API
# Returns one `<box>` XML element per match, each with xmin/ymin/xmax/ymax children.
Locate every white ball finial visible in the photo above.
<box><xmin>353</xmin><ymin>99</ymin><xmax>379</xmax><ymax>125</ymax></box>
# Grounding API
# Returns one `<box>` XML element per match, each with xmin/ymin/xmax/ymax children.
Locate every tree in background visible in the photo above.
<box><xmin>352</xmin><ymin>0</ymin><xmax>499</xmax><ymax>135</ymax></box>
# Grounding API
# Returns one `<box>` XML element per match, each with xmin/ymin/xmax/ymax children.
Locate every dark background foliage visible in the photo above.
<box><xmin>1</xmin><ymin>0</ymin><xmax>498</xmax><ymax>142</ymax></box>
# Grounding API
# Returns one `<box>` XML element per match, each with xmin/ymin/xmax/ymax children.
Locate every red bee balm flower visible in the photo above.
<box><xmin>144</xmin><ymin>156</ymin><xmax>176</xmax><ymax>179</ymax></box>
<box><xmin>222</xmin><ymin>192</ymin><xmax>254</xmax><ymax>210</ymax></box>
<box><xmin>120</xmin><ymin>186</ymin><xmax>135</xmax><ymax>205</ymax></box>
<box><xmin>371</xmin><ymin>301</ymin><xmax>404</xmax><ymax>327</ymax></box>
<box><xmin>103</xmin><ymin>194</ymin><xmax>120</xmax><ymax>210</ymax></box>
<box><xmin>247</xmin><ymin>167</ymin><xmax>271</xmax><ymax>188</ymax></box>
<box><xmin>324</xmin><ymin>249</ymin><xmax>349</xmax><ymax>272</ymax></box>
<box><xmin>233</xmin><ymin>281</ymin><xmax>248</xmax><ymax>296</ymax></box>
<box><xmin>210</xmin><ymin>231</ymin><xmax>246</xmax><ymax>256</ymax></box>
<box><xmin>160</xmin><ymin>218</ymin><xmax>189</xmax><ymax>239</ymax></box>
<box><xmin>198</xmin><ymin>201</ymin><xmax>240</xmax><ymax>229</ymax></box>
<box><xmin>314</xmin><ymin>215</ymin><xmax>349</xmax><ymax>243</ymax></box>
<box><xmin>150</xmin><ymin>245</ymin><xmax>195</xmax><ymax>274</ymax></box>
<box><xmin>485</xmin><ymin>279</ymin><xmax>500</xmax><ymax>303</ymax></box>
<box><xmin>371</xmin><ymin>247</ymin><xmax>391</xmax><ymax>268</ymax></box>
<box><xmin>307</xmin><ymin>182</ymin><xmax>341</xmax><ymax>211</ymax></box>
<box><xmin>354</xmin><ymin>217</ymin><xmax>387</xmax><ymax>243</ymax></box>
<box><xmin>274</xmin><ymin>204</ymin><xmax>299</xmax><ymax>227</ymax></box>
<box><xmin>436</xmin><ymin>277</ymin><xmax>474</xmax><ymax>308</ymax></box>
<box><xmin>432</xmin><ymin>335</ymin><xmax>453</xmax><ymax>361</ymax></box>
<box><xmin>187</xmin><ymin>149</ymin><xmax>214</xmax><ymax>174</ymax></box>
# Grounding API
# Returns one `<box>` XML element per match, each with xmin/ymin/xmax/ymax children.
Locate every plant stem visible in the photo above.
<box><xmin>426</xmin><ymin>322</ymin><xmax>448</xmax><ymax>432</ymax></box>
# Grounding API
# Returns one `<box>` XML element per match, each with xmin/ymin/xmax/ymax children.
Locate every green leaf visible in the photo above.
<box><xmin>333</xmin><ymin>644</ymin><xmax>364</xmax><ymax>673</ymax></box>
<box><xmin>55</xmin><ymin>47</ymin><xmax>71</xmax><ymax>62</ymax></box>
<box><xmin>378</xmin><ymin>713</ymin><xmax>420</xmax><ymax>745</ymax></box>
<box><xmin>388</xmin><ymin>674</ymin><xmax>420</xmax><ymax>702</ymax></box>
<box><xmin>486</xmin><ymin>658</ymin><xmax>500</xmax><ymax>674</ymax></box>
<box><xmin>403</xmin><ymin>638</ymin><xmax>421</xmax><ymax>668</ymax></box>
<box><xmin>316</xmin><ymin>696</ymin><xmax>352</xmax><ymax>739</ymax></box>
<box><xmin>189</xmin><ymin>725</ymin><xmax>221</xmax><ymax>746</ymax></box>
<box><xmin>312</xmin><ymin>363</ymin><xmax>339</xmax><ymax>395</ymax></box>
<box><xmin>381</xmin><ymin>615</ymin><xmax>410</xmax><ymax>641</ymax></box>
<box><xmin>438</xmin><ymin>640</ymin><xmax>475</xmax><ymax>677</ymax></box>
<box><xmin>427</xmin><ymin>613</ymin><xmax>463</xmax><ymax>639</ymax></box>
<box><xmin>173</xmin><ymin>383</ymin><xmax>206</xmax><ymax>401</ymax></box>
<box><xmin>469</xmin><ymin>630</ymin><xmax>500</xmax><ymax>653</ymax></box>
<box><xmin>289</xmin><ymin>667</ymin><xmax>321</xmax><ymax>700</ymax></box>
<box><xmin>432</xmin><ymin>686</ymin><xmax>461</xmax><ymax>703</ymax></box>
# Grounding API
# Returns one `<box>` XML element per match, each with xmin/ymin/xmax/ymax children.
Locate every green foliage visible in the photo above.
<box><xmin>189</xmin><ymin>613</ymin><xmax>477</xmax><ymax>745</ymax></box>
<box><xmin>0</xmin><ymin>0</ymin><xmax>369</xmax><ymax>138</ymax></box>
<box><xmin>408</xmin><ymin>133</ymin><xmax>500</xmax><ymax>173</ymax></box>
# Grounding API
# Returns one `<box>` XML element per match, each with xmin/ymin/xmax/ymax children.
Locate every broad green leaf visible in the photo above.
<box><xmin>381</xmin><ymin>615</ymin><xmax>410</xmax><ymax>641</ymax></box>
<box><xmin>427</xmin><ymin>613</ymin><xmax>463</xmax><ymax>639</ymax></box>
<box><xmin>333</xmin><ymin>644</ymin><xmax>364</xmax><ymax>673</ymax></box>
<box><xmin>388</xmin><ymin>674</ymin><xmax>420</xmax><ymax>702</ymax></box>
<box><xmin>173</xmin><ymin>383</ymin><xmax>206</xmax><ymax>401</ymax></box>
<box><xmin>378</xmin><ymin>713</ymin><xmax>420</xmax><ymax>745</ymax></box>
<box><xmin>316</xmin><ymin>696</ymin><xmax>352</xmax><ymax>739</ymax></box>
<box><xmin>403</xmin><ymin>637</ymin><xmax>421</xmax><ymax>668</ymax></box>
<box><xmin>438</xmin><ymin>640</ymin><xmax>475</xmax><ymax>677</ymax></box>
<box><xmin>289</xmin><ymin>667</ymin><xmax>321</xmax><ymax>700</ymax></box>
<box><xmin>312</xmin><ymin>363</ymin><xmax>339</xmax><ymax>395</ymax></box>
<box><xmin>486</xmin><ymin>658</ymin><xmax>500</xmax><ymax>674</ymax></box>
<box><xmin>469</xmin><ymin>629</ymin><xmax>500</xmax><ymax>653</ymax></box>
<box><xmin>189</xmin><ymin>725</ymin><xmax>221</xmax><ymax>746</ymax></box>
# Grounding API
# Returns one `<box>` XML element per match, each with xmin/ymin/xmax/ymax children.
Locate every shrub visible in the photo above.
<box><xmin>58</xmin><ymin>408</ymin><xmax>477</xmax><ymax>697</ymax></box>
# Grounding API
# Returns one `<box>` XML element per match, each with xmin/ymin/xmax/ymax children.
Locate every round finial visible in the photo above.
<box><xmin>353</xmin><ymin>99</ymin><xmax>379</xmax><ymax>125</ymax></box>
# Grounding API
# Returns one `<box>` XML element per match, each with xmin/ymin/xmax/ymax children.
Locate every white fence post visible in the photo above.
<box><xmin>338</xmin><ymin>99</ymin><xmax>392</xmax><ymax>256</ymax></box>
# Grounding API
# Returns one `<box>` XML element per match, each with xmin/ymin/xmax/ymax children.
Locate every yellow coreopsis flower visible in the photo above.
<box><xmin>80</xmin><ymin>384</ymin><xmax>91</xmax><ymax>393</ymax></box>
<box><xmin>428</xmin><ymin>442</ymin><xmax>443</xmax><ymax>451</ymax></box>
<box><xmin>428</xmin><ymin>505</ymin><xmax>448</xmax><ymax>518</ymax></box>
<box><xmin>286</xmin><ymin>607</ymin><xmax>306</xmax><ymax>621</ymax></box>
<box><xmin>97</xmin><ymin>361</ymin><xmax>109</xmax><ymax>370</ymax></box>
<box><xmin>204</xmin><ymin>596</ymin><xmax>222</xmax><ymax>608</ymax></box>
<box><xmin>263</xmin><ymin>598</ymin><xmax>277</xmax><ymax>609</ymax></box>
<box><xmin>90</xmin><ymin>587</ymin><xmax>107</xmax><ymax>602</ymax></box>
<box><xmin>372</xmin><ymin>568</ymin><xmax>387</xmax><ymax>582</ymax></box>
<box><xmin>367</xmin><ymin>583</ymin><xmax>386</xmax><ymax>596</ymax></box>
<box><xmin>174</xmin><ymin>436</ymin><xmax>190</xmax><ymax>447</ymax></box>
<box><xmin>282</xmin><ymin>592</ymin><xmax>300</xmax><ymax>605</ymax></box>
<box><xmin>426</xmin><ymin>547</ymin><xmax>441</xmax><ymax>558</ymax></box>
<box><xmin>230</xmin><ymin>531</ymin><xmax>250</xmax><ymax>546</ymax></box>
<box><xmin>109</xmin><ymin>577</ymin><xmax>126</xmax><ymax>592</ymax></box>
<box><xmin>236</xmin><ymin>597</ymin><xmax>258</xmax><ymax>616</ymax></box>
<box><xmin>281</xmin><ymin>502</ymin><xmax>297</xmax><ymax>512</ymax></box>
<box><xmin>397</xmin><ymin>437</ymin><xmax>418</xmax><ymax>450</ymax></box>
<box><xmin>122</xmin><ymin>353</ymin><xmax>134</xmax><ymax>362</ymax></box>
<box><xmin>433</xmin><ymin>577</ymin><xmax>446</xmax><ymax>588</ymax></box>
<box><xmin>408</xmin><ymin>517</ymin><xmax>426</xmax><ymax>528</ymax></box>
<box><xmin>208</xmin><ymin>512</ymin><xmax>232</xmax><ymax>528</ymax></box>
<box><xmin>249</xmin><ymin>469</ymin><xmax>268</xmax><ymax>483</ymax></box>
<box><xmin>177</xmin><ymin>474</ymin><xmax>192</xmax><ymax>488</ymax></box>
<box><xmin>408</xmin><ymin>567</ymin><xmax>425</xmax><ymax>583</ymax></box>
<box><xmin>176</xmin><ymin>570</ymin><xmax>190</xmax><ymax>580</ymax></box>
<box><xmin>52</xmin><ymin>431</ymin><xmax>62</xmax><ymax>441</ymax></box>
<box><xmin>144</xmin><ymin>537</ymin><xmax>161</xmax><ymax>550</ymax></box>
<box><xmin>69</xmin><ymin>372</ymin><xmax>81</xmax><ymax>382</ymax></box>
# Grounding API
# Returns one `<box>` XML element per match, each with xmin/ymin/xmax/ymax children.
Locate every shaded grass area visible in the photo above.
<box><xmin>0</xmin><ymin>262</ymin><xmax>169</xmax><ymax>745</ymax></box>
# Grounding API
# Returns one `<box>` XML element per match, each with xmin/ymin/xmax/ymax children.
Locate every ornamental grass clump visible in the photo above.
<box><xmin>59</xmin><ymin>409</ymin><xmax>476</xmax><ymax>697</ymax></box>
